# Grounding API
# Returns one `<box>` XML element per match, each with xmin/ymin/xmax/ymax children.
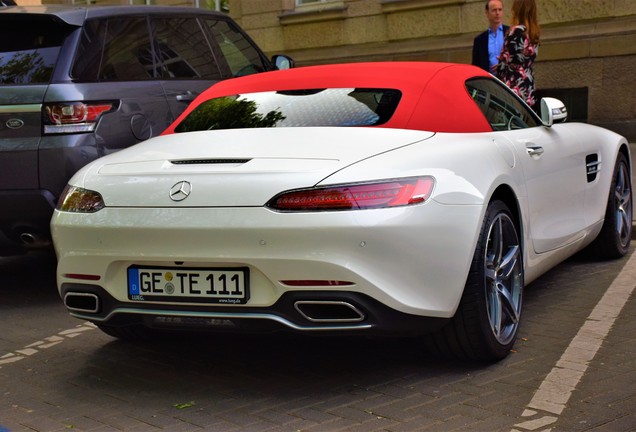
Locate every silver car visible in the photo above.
<box><xmin>0</xmin><ymin>4</ymin><xmax>289</xmax><ymax>255</ymax></box>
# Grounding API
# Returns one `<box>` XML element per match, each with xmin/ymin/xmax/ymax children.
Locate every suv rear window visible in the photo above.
<box><xmin>175</xmin><ymin>88</ymin><xmax>402</xmax><ymax>132</ymax></box>
<box><xmin>0</xmin><ymin>16</ymin><xmax>72</xmax><ymax>84</ymax></box>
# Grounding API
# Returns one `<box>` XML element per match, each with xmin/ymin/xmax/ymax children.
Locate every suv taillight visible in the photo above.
<box><xmin>43</xmin><ymin>102</ymin><xmax>115</xmax><ymax>134</ymax></box>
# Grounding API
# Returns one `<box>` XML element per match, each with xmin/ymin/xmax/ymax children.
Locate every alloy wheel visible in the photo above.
<box><xmin>484</xmin><ymin>213</ymin><xmax>523</xmax><ymax>346</ymax></box>
<box><xmin>614</xmin><ymin>161</ymin><xmax>632</xmax><ymax>248</ymax></box>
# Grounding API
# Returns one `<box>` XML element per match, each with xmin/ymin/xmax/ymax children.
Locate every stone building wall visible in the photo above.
<box><xmin>230</xmin><ymin>0</ymin><xmax>636</xmax><ymax>139</ymax></box>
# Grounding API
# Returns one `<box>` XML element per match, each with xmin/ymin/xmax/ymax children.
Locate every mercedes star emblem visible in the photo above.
<box><xmin>169</xmin><ymin>181</ymin><xmax>192</xmax><ymax>202</ymax></box>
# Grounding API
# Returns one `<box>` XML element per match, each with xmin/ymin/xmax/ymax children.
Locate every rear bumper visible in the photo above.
<box><xmin>53</xmin><ymin>204</ymin><xmax>484</xmax><ymax>318</ymax></box>
<box><xmin>61</xmin><ymin>283</ymin><xmax>450</xmax><ymax>336</ymax></box>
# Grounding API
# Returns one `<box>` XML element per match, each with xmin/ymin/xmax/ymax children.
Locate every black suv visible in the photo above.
<box><xmin>0</xmin><ymin>5</ymin><xmax>289</xmax><ymax>255</ymax></box>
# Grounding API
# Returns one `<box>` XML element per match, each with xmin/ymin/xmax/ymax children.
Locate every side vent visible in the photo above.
<box><xmin>586</xmin><ymin>154</ymin><xmax>600</xmax><ymax>183</ymax></box>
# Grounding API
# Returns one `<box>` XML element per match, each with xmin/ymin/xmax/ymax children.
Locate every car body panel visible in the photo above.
<box><xmin>0</xmin><ymin>86</ymin><xmax>47</xmax><ymax>189</ymax></box>
<box><xmin>502</xmin><ymin>122</ymin><xmax>623</xmax><ymax>254</ymax></box>
<box><xmin>505</xmin><ymin>125</ymin><xmax>588</xmax><ymax>253</ymax></box>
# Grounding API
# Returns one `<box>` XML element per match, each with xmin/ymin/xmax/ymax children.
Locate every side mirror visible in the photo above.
<box><xmin>540</xmin><ymin>97</ymin><xmax>568</xmax><ymax>126</ymax></box>
<box><xmin>271</xmin><ymin>54</ymin><xmax>294</xmax><ymax>70</ymax></box>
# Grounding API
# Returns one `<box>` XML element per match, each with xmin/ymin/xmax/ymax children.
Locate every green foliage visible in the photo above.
<box><xmin>175</xmin><ymin>97</ymin><xmax>286</xmax><ymax>132</ymax></box>
<box><xmin>0</xmin><ymin>52</ymin><xmax>53</xmax><ymax>84</ymax></box>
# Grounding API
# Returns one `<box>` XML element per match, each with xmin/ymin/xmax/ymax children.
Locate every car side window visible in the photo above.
<box><xmin>72</xmin><ymin>17</ymin><xmax>155</xmax><ymax>81</ymax></box>
<box><xmin>466</xmin><ymin>78</ymin><xmax>540</xmax><ymax>131</ymax></box>
<box><xmin>204</xmin><ymin>19</ymin><xmax>267</xmax><ymax>77</ymax></box>
<box><xmin>72</xmin><ymin>16</ymin><xmax>257</xmax><ymax>82</ymax></box>
<box><xmin>150</xmin><ymin>17</ymin><xmax>224</xmax><ymax>80</ymax></box>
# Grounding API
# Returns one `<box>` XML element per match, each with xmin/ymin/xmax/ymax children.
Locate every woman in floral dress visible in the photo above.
<box><xmin>496</xmin><ymin>0</ymin><xmax>540</xmax><ymax>107</ymax></box>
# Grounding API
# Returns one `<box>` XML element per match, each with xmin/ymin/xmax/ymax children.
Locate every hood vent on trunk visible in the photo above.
<box><xmin>171</xmin><ymin>159</ymin><xmax>251</xmax><ymax>165</ymax></box>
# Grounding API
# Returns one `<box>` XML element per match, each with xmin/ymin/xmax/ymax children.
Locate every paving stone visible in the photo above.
<box><xmin>1</xmin><ymin>236</ymin><xmax>635</xmax><ymax>432</ymax></box>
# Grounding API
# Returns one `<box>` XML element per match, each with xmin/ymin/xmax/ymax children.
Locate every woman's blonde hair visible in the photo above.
<box><xmin>511</xmin><ymin>0</ymin><xmax>540</xmax><ymax>44</ymax></box>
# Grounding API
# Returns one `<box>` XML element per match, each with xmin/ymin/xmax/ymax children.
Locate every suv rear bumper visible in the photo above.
<box><xmin>0</xmin><ymin>189</ymin><xmax>57</xmax><ymax>253</ymax></box>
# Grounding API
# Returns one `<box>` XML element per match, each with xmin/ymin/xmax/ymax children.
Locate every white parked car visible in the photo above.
<box><xmin>51</xmin><ymin>62</ymin><xmax>632</xmax><ymax>361</ymax></box>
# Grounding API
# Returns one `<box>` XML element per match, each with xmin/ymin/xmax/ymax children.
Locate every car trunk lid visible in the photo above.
<box><xmin>86</xmin><ymin>127</ymin><xmax>434</xmax><ymax>207</ymax></box>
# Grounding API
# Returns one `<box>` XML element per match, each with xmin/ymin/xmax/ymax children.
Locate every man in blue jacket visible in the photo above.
<box><xmin>472</xmin><ymin>0</ymin><xmax>508</xmax><ymax>73</ymax></box>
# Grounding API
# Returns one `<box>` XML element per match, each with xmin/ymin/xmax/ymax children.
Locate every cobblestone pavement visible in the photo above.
<box><xmin>0</xmin><ymin>241</ymin><xmax>634</xmax><ymax>431</ymax></box>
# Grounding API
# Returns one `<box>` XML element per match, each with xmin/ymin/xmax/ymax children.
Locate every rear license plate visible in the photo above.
<box><xmin>127</xmin><ymin>266</ymin><xmax>249</xmax><ymax>304</ymax></box>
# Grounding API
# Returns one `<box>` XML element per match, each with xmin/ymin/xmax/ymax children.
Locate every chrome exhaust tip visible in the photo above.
<box><xmin>17</xmin><ymin>228</ymin><xmax>51</xmax><ymax>249</ymax></box>
<box><xmin>294</xmin><ymin>300</ymin><xmax>365</xmax><ymax>323</ymax></box>
<box><xmin>64</xmin><ymin>292</ymin><xmax>99</xmax><ymax>314</ymax></box>
<box><xmin>19</xmin><ymin>232</ymin><xmax>37</xmax><ymax>245</ymax></box>
<box><xmin>19</xmin><ymin>231</ymin><xmax>50</xmax><ymax>247</ymax></box>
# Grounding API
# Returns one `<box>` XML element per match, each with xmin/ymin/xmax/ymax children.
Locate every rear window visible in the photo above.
<box><xmin>174</xmin><ymin>88</ymin><xmax>402</xmax><ymax>132</ymax></box>
<box><xmin>0</xmin><ymin>16</ymin><xmax>72</xmax><ymax>84</ymax></box>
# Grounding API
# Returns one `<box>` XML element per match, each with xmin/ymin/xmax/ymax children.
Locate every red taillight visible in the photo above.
<box><xmin>267</xmin><ymin>177</ymin><xmax>435</xmax><ymax>211</ymax></box>
<box><xmin>43</xmin><ymin>102</ymin><xmax>114</xmax><ymax>134</ymax></box>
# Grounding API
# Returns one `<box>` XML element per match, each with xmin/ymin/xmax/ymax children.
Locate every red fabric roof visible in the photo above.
<box><xmin>163</xmin><ymin>62</ymin><xmax>492</xmax><ymax>135</ymax></box>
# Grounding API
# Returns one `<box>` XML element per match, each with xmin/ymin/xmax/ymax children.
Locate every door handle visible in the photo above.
<box><xmin>176</xmin><ymin>91</ymin><xmax>198</xmax><ymax>102</ymax></box>
<box><xmin>526</xmin><ymin>145</ymin><xmax>544</xmax><ymax>157</ymax></box>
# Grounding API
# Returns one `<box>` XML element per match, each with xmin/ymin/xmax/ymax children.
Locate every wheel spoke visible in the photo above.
<box><xmin>620</xmin><ymin>182</ymin><xmax>631</xmax><ymax>214</ymax></box>
<box><xmin>497</xmin><ymin>282</ymin><xmax>520</xmax><ymax>324</ymax></box>
<box><xmin>616</xmin><ymin>164</ymin><xmax>626</xmax><ymax>191</ymax></box>
<box><xmin>617</xmin><ymin>212</ymin><xmax>625</xmax><ymax>238</ymax></box>
<box><xmin>617</xmin><ymin>165</ymin><xmax>631</xmax><ymax>205</ymax></box>
<box><xmin>486</xmin><ymin>217</ymin><xmax>505</xmax><ymax>269</ymax></box>
<box><xmin>624</xmin><ymin>190</ymin><xmax>632</xmax><ymax>211</ymax></box>
<box><xmin>615</xmin><ymin>187</ymin><xmax>624</xmax><ymax>202</ymax></box>
<box><xmin>494</xmin><ymin>218</ymin><xmax>504</xmax><ymax>265</ymax></box>
<box><xmin>499</xmin><ymin>245</ymin><xmax>520</xmax><ymax>279</ymax></box>
<box><xmin>485</xmin><ymin>267</ymin><xmax>497</xmax><ymax>282</ymax></box>
<box><xmin>487</xmin><ymin>285</ymin><xmax>503</xmax><ymax>338</ymax></box>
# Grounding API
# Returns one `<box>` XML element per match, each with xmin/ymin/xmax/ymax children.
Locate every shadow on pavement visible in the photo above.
<box><xmin>0</xmin><ymin>250</ymin><xmax>59</xmax><ymax>309</ymax></box>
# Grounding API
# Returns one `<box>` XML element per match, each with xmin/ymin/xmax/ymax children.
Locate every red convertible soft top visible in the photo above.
<box><xmin>163</xmin><ymin>62</ymin><xmax>492</xmax><ymax>134</ymax></box>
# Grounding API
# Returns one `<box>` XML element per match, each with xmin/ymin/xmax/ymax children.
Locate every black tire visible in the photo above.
<box><xmin>426</xmin><ymin>200</ymin><xmax>523</xmax><ymax>361</ymax></box>
<box><xmin>586</xmin><ymin>152</ymin><xmax>632</xmax><ymax>260</ymax></box>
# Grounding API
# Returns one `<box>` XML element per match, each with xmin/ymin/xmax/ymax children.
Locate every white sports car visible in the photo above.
<box><xmin>51</xmin><ymin>62</ymin><xmax>632</xmax><ymax>361</ymax></box>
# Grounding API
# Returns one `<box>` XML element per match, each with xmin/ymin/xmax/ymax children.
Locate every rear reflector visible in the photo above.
<box><xmin>64</xmin><ymin>273</ymin><xmax>101</xmax><ymax>281</ymax></box>
<box><xmin>280</xmin><ymin>280</ymin><xmax>355</xmax><ymax>286</ymax></box>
